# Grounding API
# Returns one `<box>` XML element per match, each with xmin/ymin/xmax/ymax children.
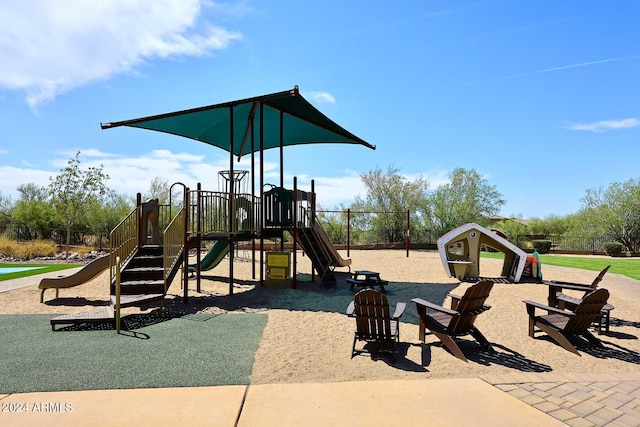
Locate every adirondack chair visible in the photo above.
<box><xmin>412</xmin><ymin>280</ymin><xmax>494</xmax><ymax>362</ymax></box>
<box><xmin>346</xmin><ymin>289</ymin><xmax>406</xmax><ymax>362</ymax></box>
<box><xmin>552</xmin><ymin>265</ymin><xmax>610</xmax><ymax>306</ymax></box>
<box><xmin>548</xmin><ymin>265</ymin><xmax>614</xmax><ymax>334</ymax></box>
<box><xmin>523</xmin><ymin>288</ymin><xmax>610</xmax><ymax>355</ymax></box>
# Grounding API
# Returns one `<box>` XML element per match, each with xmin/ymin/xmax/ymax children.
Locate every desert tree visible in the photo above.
<box><xmin>352</xmin><ymin>165</ymin><xmax>429</xmax><ymax>243</ymax></box>
<box><xmin>11</xmin><ymin>183</ymin><xmax>56</xmax><ymax>239</ymax></box>
<box><xmin>48</xmin><ymin>152</ymin><xmax>110</xmax><ymax>256</ymax></box>
<box><xmin>428</xmin><ymin>168</ymin><xmax>505</xmax><ymax>238</ymax></box>
<box><xmin>578</xmin><ymin>178</ymin><xmax>640</xmax><ymax>251</ymax></box>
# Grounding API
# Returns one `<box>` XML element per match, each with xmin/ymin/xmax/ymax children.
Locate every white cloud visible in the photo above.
<box><xmin>304</xmin><ymin>172</ymin><xmax>365</xmax><ymax>208</ymax></box>
<box><xmin>0</xmin><ymin>165</ymin><xmax>53</xmax><ymax>196</ymax></box>
<box><xmin>0</xmin><ymin>0</ymin><xmax>243</xmax><ymax>109</ymax></box>
<box><xmin>0</xmin><ymin>149</ymin><xmax>282</xmax><ymax>199</ymax></box>
<box><xmin>307</xmin><ymin>91</ymin><xmax>336</xmax><ymax>104</ymax></box>
<box><xmin>57</xmin><ymin>148</ymin><xmax>124</xmax><ymax>159</ymax></box>
<box><xmin>0</xmin><ymin>149</ymin><xmax>9</xmax><ymax>155</ymax></box>
<box><xmin>566</xmin><ymin>118</ymin><xmax>640</xmax><ymax>132</ymax></box>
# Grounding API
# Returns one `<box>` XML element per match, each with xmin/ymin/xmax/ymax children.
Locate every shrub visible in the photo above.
<box><xmin>602</xmin><ymin>241</ymin><xmax>624</xmax><ymax>257</ymax></box>
<box><xmin>0</xmin><ymin>238</ymin><xmax>57</xmax><ymax>259</ymax></box>
<box><xmin>532</xmin><ymin>240</ymin><xmax>552</xmax><ymax>254</ymax></box>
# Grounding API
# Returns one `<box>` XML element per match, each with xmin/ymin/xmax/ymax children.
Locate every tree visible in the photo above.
<box><xmin>490</xmin><ymin>219</ymin><xmax>528</xmax><ymax>242</ymax></box>
<box><xmin>142</xmin><ymin>177</ymin><xmax>171</xmax><ymax>204</ymax></box>
<box><xmin>16</xmin><ymin>183</ymin><xmax>48</xmax><ymax>202</ymax></box>
<box><xmin>48</xmin><ymin>152</ymin><xmax>110</xmax><ymax>257</ymax></box>
<box><xmin>527</xmin><ymin>215</ymin><xmax>571</xmax><ymax>237</ymax></box>
<box><xmin>316</xmin><ymin>204</ymin><xmax>349</xmax><ymax>244</ymax></box>
<box><xmin>578</xmin><ymin>179</ymin><xmax>640</xmax><ymax>251</ymax></box>
<box><xmin>0</xmin><ymin>191</ymin><xmax>13</xmax><ymax>227</ymax></box>
<box><xmin>353</xmin><ymin>165</ymin><xmax>429</xmax><ymax>243</ymax></box>
<box><xmin>85</xmin><ymin>192</ymin><xmax>133</xmax><ymax>250</ymax></box>
<box><xmin>11</xmin><ymin>183</ymin><xmax>56</xmax><ymax>240</ymax></box>
<box><xmin>428</xmin><ymin>168</ymin><xmax>505</xmax><ymax>238</ymax></box>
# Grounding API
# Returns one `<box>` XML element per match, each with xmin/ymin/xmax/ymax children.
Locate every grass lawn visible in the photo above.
<box><xmin>481</xmin><ymin>252</ymin><xmax>640</xmax><ymax>281</ymax></box>
<box><xmin>0</xmin><ymin>263</ymin><xmax>82</xmax><ymax>281</ymax></box>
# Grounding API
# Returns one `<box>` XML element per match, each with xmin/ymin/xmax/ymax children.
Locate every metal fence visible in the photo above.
<box><xmin>0</xmin><ymin>223</ymin><xmax>100</xmax><ymax>247</ymax></box>
<box><xmin>513</xmin><ymin>235</ymin><xmax>611</xmax><ymax>253</ymax></box>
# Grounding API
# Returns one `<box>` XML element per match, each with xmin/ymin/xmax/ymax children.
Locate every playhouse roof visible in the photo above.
<box><xmin>100</xmin><ymin>86</ymin><xmax>375</xmax><ymax>158</ymax></box>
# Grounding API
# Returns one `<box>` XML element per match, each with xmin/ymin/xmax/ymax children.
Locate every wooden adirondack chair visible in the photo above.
<box><xmin>548</xmin><ymin>266</ymin><xmax>614</xmax><ymax>334</ymax></box>
<box><xmin>552</xmin><ymin>265</ymin><xmax>610</xmax><ymax>306</ymax></box>
<box><xmin>346</xmin><ymin>289</ymin><xmax>406</xmax><ymax>362</ymax></box>
<box><xmin>412</xmin><ymin>280</ymin><xmax>494</xmax><ymax>362</ymax></box>
<box><xmin>523</xmin><ymin>288</ymin><xmax>610</xmax><ymax>355</ymax></box>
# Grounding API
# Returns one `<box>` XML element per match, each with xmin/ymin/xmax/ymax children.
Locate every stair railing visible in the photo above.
<box><xmin>109</xmin><ymin>207</ymin><xmax>140</xmax><ymax>284</ymax></box>
<box><xmin>163</xmin><ymin>207</ymin><xmax>186</xmax><ymax>294</ymax></box>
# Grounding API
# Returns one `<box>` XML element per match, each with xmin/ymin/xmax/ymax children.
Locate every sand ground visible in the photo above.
<box><xmin>1</xmin><ymin>250</ymin><xmax>638</xmax><ymax>384</ymax></box>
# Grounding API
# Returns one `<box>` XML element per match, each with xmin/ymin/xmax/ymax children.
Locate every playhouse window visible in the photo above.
<box><xmin>447</xmin><ymin>241</ymin><xmax>465</xmax><ymax>257</ymax></box>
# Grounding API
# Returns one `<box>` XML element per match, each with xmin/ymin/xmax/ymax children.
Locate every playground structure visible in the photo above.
<box><xmin>49</xmin><ymin>172</ymin><xmax>354</xmax><ymax>330</ymax></box>
<box><xmin>45</xmin><ymin>86</ymin><xmax>375</xmax><ymax>330</ymax></box>
<box><xmin>437</xmin><ymin>223</ymin><xmax>529</xmax><ymax>283</ymax></box>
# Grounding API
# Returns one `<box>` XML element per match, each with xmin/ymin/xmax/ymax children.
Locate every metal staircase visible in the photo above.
<box><xmin>109</xmin><ymin>245</ymin><xmax>179</xmax><ymax>307</ymax></box>
<box><xmin>50</xmin><ymin>197</ymin><xmax>187</xmax><ymax>331</ymax></box>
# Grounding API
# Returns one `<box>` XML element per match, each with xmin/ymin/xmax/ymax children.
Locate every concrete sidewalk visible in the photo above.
<box><xmin>0</xmin><ymin>378</ymin><xmax>563</xmax><ymax>427</ymax></box>
<box><xmin>0</xmin><ymin>267</ymin><xmax>83</xmax><ymax>293</ymax></box>
<box><xmin>4</xmin><ymin>373</ymin><xmax>640</xmax><ymax>426</ymax></box>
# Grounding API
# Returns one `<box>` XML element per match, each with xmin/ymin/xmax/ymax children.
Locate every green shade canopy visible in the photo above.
<box><xmin>101</xmin><ymin>86</ymin><xmax>375</xmax><ymax>158</ymax></box>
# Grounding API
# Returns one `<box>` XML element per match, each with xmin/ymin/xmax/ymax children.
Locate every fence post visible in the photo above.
<box><xmin>347</xmin><ymin>208</ymin><xmax>351</xmax><ymax>257</ymax></box>
<box><xmin>406</xmin><ymin>209</ymin><xmax>410</xmax><ymax>257</ymax></box>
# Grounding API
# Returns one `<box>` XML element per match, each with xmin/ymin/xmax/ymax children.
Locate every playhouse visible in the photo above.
<box><xmin>437</xmin><ymin>223</ymin><xmax>528</xmax><ymax>283</ymax></box>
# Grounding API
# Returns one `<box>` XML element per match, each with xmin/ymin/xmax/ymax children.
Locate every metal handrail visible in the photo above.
<box><xmin>188</xmin><ymin>189</ymin><xmax>260</xmax><ymax>236</ymax></box>
<box><xmin>163</xmin><ymin>207</ymin><xmax>186</xmax><ymax>294</ymax></box>
<box><xmin>109</xmin><ymin>207</ymin><xmax>139</xmax><ymax>284</ymax></box>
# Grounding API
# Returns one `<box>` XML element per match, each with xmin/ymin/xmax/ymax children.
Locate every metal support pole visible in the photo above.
<box><xmin>115</xmin><ymin>256</ymin><xmax>121</xmax><ymax>334</ymax></box>
<box><xmin>136</xmin><ymin>193</ymin><xmax>142</xmax><ymax>247</ymax></box>
<box><xmin>310</xmin><ymin>179</ymin><xmax>316</xmax><ymax>282</ymax></box>
<box><xmin>250</xmin><ymin>113</ymin><xmax>256</xmax><ymax>280</ymax></box>
<box><xmin>196</xmin><ymin>183</ymin><xmax>202</xmax><ymax>293</ymax></box>
<box><xmin>259</xmin><ymin>102</ymin><xmax>265</xmax><ymax>286</ymax></box>
<box><xmin>347</xmin><ymin>208</ymin><xmax>351</xmax><ymax>257</ymax></box>
<box><xmin>229</xmin><ymin>106</ymin><xmax>235</xmax><ymax>295</ymax></box>
<box><xmin>183</xmin><ymin>187</ymin><xmax>190</xmax><ymax>303</ymax></box>
<box><xmin>406</xmin><ymin>209</ymin><xmax>410</xmax><ymax>257</ymax></box>
<box><xmin>292</xmin><ymin>176</ymin><xmax>298</xmax><ymax>289</ymax></box>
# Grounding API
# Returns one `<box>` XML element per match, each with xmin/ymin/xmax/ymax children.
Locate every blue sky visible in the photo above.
<box><xmin>0</xmin><ymin>1</ymin><xmax>638</xmax><ymax>219</ymax></box>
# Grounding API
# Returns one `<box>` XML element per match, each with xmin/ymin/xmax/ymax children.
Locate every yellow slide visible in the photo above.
<box><xmin>39</xmin><ymin>255</ymin><xmax>110</xmax><ymax>303</ymax></box>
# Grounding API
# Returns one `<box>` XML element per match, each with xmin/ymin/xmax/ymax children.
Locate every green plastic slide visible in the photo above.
<box><xmin>189</xmin><ymin>240</ymin><xmax>230</xmax><ymax>273</ymax></box>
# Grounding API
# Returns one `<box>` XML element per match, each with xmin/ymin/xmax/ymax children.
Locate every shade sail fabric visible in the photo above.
<box><xmin>101</xmin><ymin>86</ymin><xmax>375</xmax><ymax>157</ymax></box>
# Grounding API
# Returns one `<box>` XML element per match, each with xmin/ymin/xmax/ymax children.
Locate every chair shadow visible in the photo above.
<box><xmin>420</xmin><ymin>339</ymin><xmax>552</xmax><ymax>372</ymax></box>
<box><xmin>530</xmin><ymin>332</ymin><xmax>640</xmax><ymax>364</ymax></box>
<box><xmin>610</xmin><ymin>317</ymin><xmax>640</xmax><ymax>330</ymax></box>
<box><xmin>600</xmin><ymin>329</ymin><xmax>637</xmax><ymax>340</ymax></box>
<box><xmin>356</xmin><ymin>342</ymin><xmax>427</xmax><ymax>372</ymax></box>
<box><xmin>582</xmin><ymin>340</ymin><xmax>640</xmax><ymax>364</ymax></box>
